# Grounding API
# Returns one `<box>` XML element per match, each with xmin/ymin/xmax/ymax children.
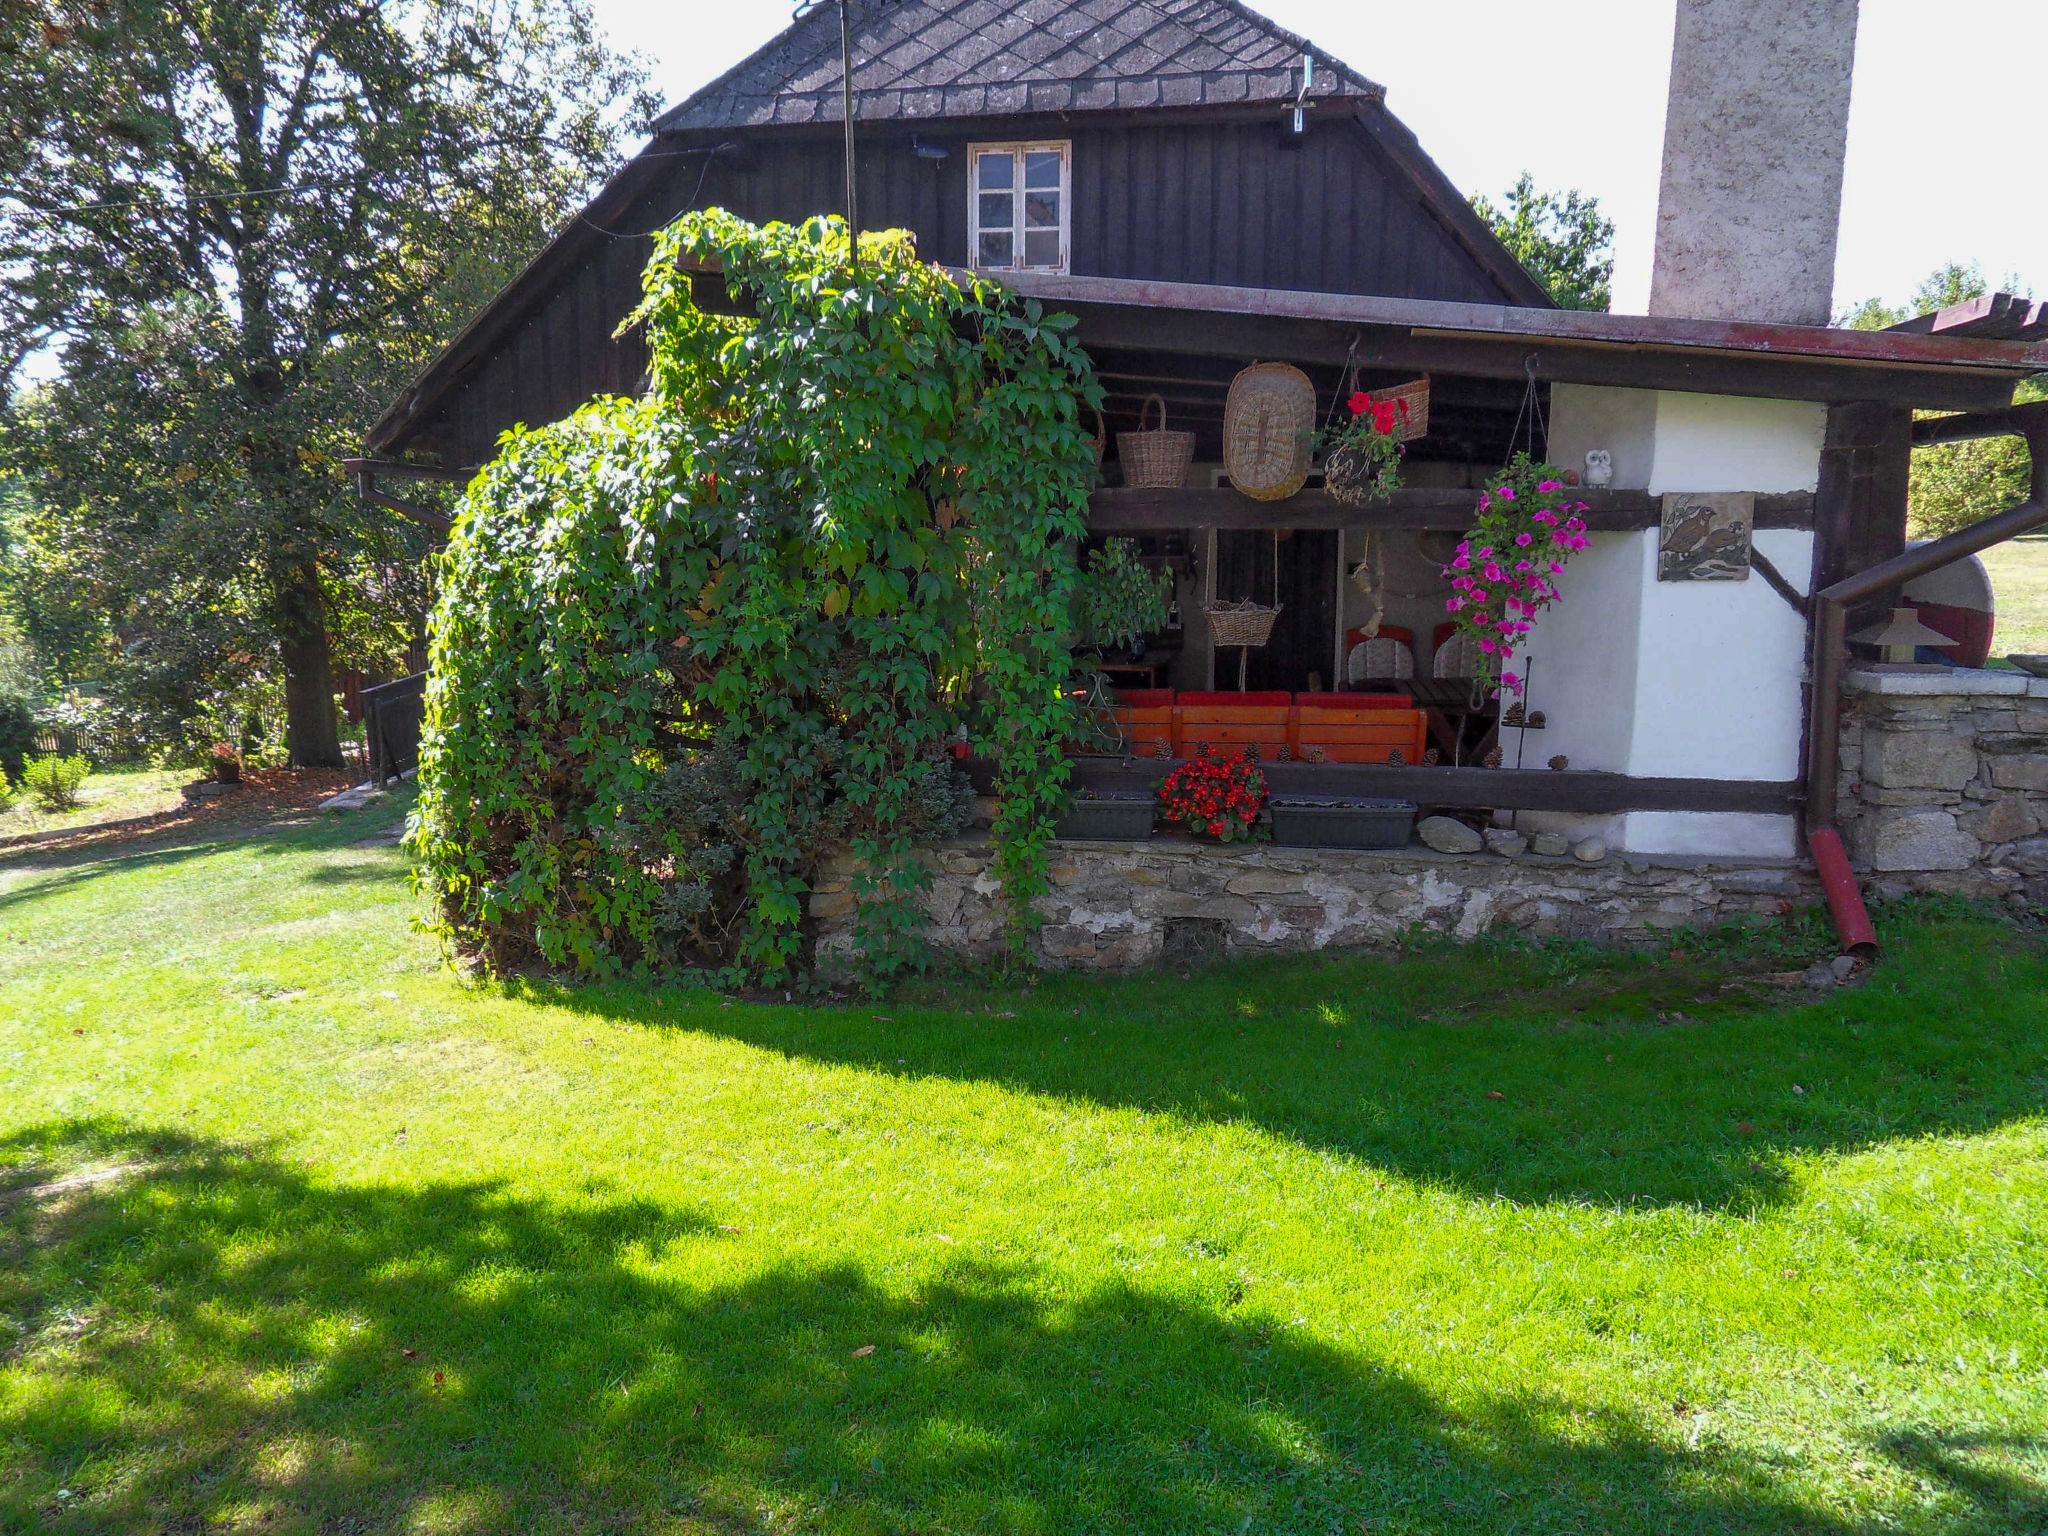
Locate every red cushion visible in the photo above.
<box><xmin>1113</xmin><ymin>688</ymin><xmax>1175</xmax><ymax>709</ymax></box>
<box><xmin>1432</xmin><ymin>621</ymin><xmax>1458</xmax><ymax>647</ymax></box>
<box><xmin>1179</xmin><ymin>690</ymin><xmax>1292</xmax><ymax>707</ymax></box>
<box><xmin>1296</xmin><ymin>691</ymin><xmax>1412</xmax><ymax>710</ymax></box>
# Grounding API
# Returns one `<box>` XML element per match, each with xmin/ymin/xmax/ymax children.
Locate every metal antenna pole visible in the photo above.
<box><xmin>793</xmin><ymin>0</ymin><xmax>862</xmax><ymax>277</ymax></box>
<box><xmin>838</xmin><ymin>0</ymin><xmax>860</xmax><ymax>276</ymax></box>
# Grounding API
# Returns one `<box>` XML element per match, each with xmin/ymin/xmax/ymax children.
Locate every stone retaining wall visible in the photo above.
<box><xmin>812</xmin><ymin>838</ymin><xmax>1824</xmax><ymax>971</ymax></box>
<box><xmin>1836</xmin><ymin>668</ymin><xmax>2048</xmax><ymax>907</ymax></box>
<box><xmin>809</xmin><ymin>666</ymin><xmax>2048</xmax><ymax>971</ymax></box>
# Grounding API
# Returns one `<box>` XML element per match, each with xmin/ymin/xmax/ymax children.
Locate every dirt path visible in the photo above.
<box><xmin>0</xmin><ymin>769</ymin><xmax>358</xmax><ymax>865</ymax></box>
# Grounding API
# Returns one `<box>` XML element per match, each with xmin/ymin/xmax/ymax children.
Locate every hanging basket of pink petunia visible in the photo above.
<box><xmin>1439</xmin><ymin>454</ymin><xmax>1591</xmax><ymax>699</ymax></box>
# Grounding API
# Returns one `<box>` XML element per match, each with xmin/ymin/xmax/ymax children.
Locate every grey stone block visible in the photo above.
<box><xmin>1863</xmin><ymin>728</ymin><xmax>1981</xmax><ymax>792</ymax></box>
<box><xmin>1859</xmin><ymin>809</ymin><xmax>1980</xmax><ymax>873</ymax></box>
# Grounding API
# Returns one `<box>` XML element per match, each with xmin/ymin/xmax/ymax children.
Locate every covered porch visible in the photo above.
<box><xmin>1022</xmin><ymin>269</ymin><xmax>2048</xmax><ymax>864</ymax></box>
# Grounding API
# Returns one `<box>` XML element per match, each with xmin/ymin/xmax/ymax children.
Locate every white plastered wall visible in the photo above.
<box><xmin>1509</xmin><ymin>386</ymin><xmax>1822</xmax><ymax>857</ymax></box>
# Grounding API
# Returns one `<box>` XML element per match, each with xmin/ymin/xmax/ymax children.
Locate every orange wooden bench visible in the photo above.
<box><xmin>1176</xmin><ymin>690</ymin><xmax>1292</xmax><ymax>759</ymax></box>
<box><xmin>1107</xmin><ymin>687</ymin><xmax>1176</xmax><ymax>756</ymax></box>
<box><xmin>1290</xmin><ymin>692</ymin><xmax>1429</xmax><ymax>765</ymax></box>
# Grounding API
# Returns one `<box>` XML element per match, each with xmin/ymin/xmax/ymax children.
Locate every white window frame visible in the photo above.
<box><xmin>968</xmin><ymin>141</ymin><xmax>1070</xmax><ymax>274</ymax></box>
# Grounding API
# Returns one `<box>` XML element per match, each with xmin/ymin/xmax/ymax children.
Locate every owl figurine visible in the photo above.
<box><xmin>1583</xmin><ymin>447</ymin><xmax>1614</xmax><ymax>488</ymax></box>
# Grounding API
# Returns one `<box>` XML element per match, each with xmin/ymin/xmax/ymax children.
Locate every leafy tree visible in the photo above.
<box><xmin>0</xmin><ymin>0</ymin><xmax>654</xmax><ymax>764</ymax></box>
<box><xmin>1473</xmin><ymin>173</ymin><xmax>1615</xmax><ymax>311</ymax></box>
<box><xmin>1841</xmin><ymin>262</ymin><xmax>2041</xmax><ymax>538</ymax></box>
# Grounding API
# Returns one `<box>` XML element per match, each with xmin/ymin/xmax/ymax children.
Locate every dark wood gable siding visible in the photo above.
<box><xmin>399</xmin><ymin>112</ymin><xmax>1518</xmax><ymax>466</ymax></box>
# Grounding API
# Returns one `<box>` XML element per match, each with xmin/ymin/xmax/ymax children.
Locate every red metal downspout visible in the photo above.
<box><xmin>1804</xmin><ymin>415</ymin><xmax>2048</xmax><ymax>955</ymax></box>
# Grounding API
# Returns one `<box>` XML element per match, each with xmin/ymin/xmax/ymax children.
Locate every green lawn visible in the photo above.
<box><xmin>0</xmin><ymin>763</ymin><xmax>197</xmax><ymax>842</ymax></box>
<box><xmin>3</xmin><ymin>803</ymin><xmax>2046</xmax><ymax>1534</ymax></box>
<box><xmin>1981</xmin><ymin>531</ymin><xmax>2048</xmax><ymax>659</ymax></box>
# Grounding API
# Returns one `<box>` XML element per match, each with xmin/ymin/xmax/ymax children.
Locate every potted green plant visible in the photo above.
<box><xmin>1075</xmin><ymin>537</ymin><xmax>1172</xmax><ymax>662</ymax></box>
<box><xmin>210</xmin><ymin>741</ymin><xmax>243</xmax><ymax>785</ymax></box>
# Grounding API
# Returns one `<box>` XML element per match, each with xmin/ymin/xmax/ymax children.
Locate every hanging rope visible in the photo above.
<box><xmin>1506</xmin><ymin>352</ymin><xmax>1550</xmax><ymax>466</ymax></box>
<box><xmin>1350</xmin><ymin>529</ymin><xmax>1385</xmax><ymax>640</ymax></box>
<box><xmin>1319</xmin><ymin>333</ymin><xmax>1363</xmax><ymax>453</ymax></box>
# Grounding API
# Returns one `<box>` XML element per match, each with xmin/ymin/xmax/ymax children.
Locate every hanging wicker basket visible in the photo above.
<box><xmin>1202</xmin><ymin>597</ymin><xmax>1281</xmax><ymax>649</ymax></box>
<box><xmin>1117</xmin><ymin>393</ymin><xmax>1196</xmax><ymax>489</ymax></box>
<box><xmin>1223</xmin><ymin>362</ymin><xmax>1315</xmax><ymax>502</ymax></box>
<box><xmin>1382</xmin><ymin>377</ymin><xmax>1431</xmax><ymax>443</ymax></box>
<box><xmin>1201</xmin><ymin>526</ymin><xmax>1284</xmax><ymax>689</ymax></box>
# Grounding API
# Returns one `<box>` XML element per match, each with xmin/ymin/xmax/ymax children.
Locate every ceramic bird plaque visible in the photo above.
<box><xmin>1658</xmin><ymin>492</ymin><xmax>1753</xmax><ymax>581</ymax></box>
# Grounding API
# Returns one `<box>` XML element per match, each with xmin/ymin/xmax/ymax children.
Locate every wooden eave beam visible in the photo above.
<box><xmin>1047</xmin><ymin>756</ymin><xmax>1802</xmax><ymax>817</ymax></box>
<box><xmin>983</xmin><ymin>271</ymin><xmax>2042</xmax><ymax>412</ymax></box>
<box><xmin>1088</xmin><ymin>486</ymin><xmax>1815</xmax><ymax>534</ymax></box>
<box><xmin>1910</xmin><ymin>398</ymin><xmax>2048</xmax><ymax>447</ymax></box>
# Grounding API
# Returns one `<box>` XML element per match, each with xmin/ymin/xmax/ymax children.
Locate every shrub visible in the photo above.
<box><xmin>410</xmin><ymin>211</ymin><xmax>1098</xmax><ymax>987</ymax></box>
<box><xmin>21</xmin><ymin>752</ymin><xmax>88</xmax><ymax>812</ymax></box>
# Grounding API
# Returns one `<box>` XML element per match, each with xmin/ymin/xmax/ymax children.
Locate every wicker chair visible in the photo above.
<box><xmin>1431</xmin><ymin>623</ymin><xmax>1477</xmax><ymax>679</ymax></box>
<box><xmin>1344</xmin><ymin>625</ymin><xmax>1415</xmax><ymax>686</ymax></box>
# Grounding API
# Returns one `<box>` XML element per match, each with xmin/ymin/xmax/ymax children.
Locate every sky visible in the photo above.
<box><xmin>587</xmin><ymin>0</ymin><xmax>2047</xmax><ymax>316</ymax></box>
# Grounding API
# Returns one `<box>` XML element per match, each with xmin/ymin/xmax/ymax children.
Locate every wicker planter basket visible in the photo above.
<box><xmin>1117</xmin><ymin>393</ymin><xmax>1196</xmax><ymax>489</ymax></box>
<box><xmin>1202</xmin><ymin>597</ymin><xmax>1281</xmax><ymax>649</ymax></box>
<box><xmin>1382</xmin><ymin>377</ymin><xmax>1431</xmax><ymax>442</ymax></box>
<box><xmin>1223</xmin><ymin>362</ymin><xmax>1315</xmax><ymax>502</ymax></box>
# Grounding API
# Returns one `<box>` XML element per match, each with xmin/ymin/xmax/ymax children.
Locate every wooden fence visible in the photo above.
<box><xmin>362</xmin><ymin>672</ymin><xmax>428</xmax><ymax>785</ymax></box>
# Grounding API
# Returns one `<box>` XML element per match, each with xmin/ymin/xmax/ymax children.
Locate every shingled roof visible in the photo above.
<box><xmin>653</xmin><ymin>0</ymin><xmax>1383</xmax><ymax>133</ymax></box>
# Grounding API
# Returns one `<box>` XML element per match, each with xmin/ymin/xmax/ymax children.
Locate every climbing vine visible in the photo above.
<box><xmin>409</xmin><ymin>211</ymin><xmax>1099</xmax><ymax>986</ymax></box>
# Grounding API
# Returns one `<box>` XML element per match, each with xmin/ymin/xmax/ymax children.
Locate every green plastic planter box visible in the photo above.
<box><xmin>1056</xmin><ymin>791</ymin><xmax>1156</xmax><ymax>841</ymax></box>
<box><xmin>1269</xmin><ymin>796</ymin><xmax>1416</xmax><ymax>850</ymax></box>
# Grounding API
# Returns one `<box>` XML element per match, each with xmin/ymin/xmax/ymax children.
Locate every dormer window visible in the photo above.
<box><xmin>970</xmin><ymin>142</ymin><xmax>1069</xmax><ymax>272</ymax></box>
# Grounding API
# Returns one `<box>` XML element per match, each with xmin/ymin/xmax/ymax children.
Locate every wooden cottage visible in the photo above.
<box><xmin>363</xmin><ymin>0</ymin><xmax>2048</xmax><ymax>952</ymax></box>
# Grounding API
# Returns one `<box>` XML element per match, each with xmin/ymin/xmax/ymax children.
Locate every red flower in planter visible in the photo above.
<box><xmin>1157</xmin><ymin>749</ymin><xmax>1268</xmax><ymax>844</ymax></box>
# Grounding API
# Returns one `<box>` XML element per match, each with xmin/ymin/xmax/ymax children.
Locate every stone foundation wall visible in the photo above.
<box><xmin>1836</xmin><ymin>668</ymin><xmax>2048</xmax><ymax>907</ymax></box>
<box><xmin>812</xmin><ymin>838</ymin><xmax>1824</xmax><ymax>971</ymax></box>
<box><xmin>809</xmin><ymin>667</ymin><xmax>2048</xmax><ymax>972</ymax></box>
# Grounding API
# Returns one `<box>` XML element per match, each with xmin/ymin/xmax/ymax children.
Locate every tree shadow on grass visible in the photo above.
<box><xmin>536</xmin><ymin>908</ymin><xmax>2048</xmax><ymax>1213</ymax></box>
<box><xmin>5</xmin><ymin>1119</ymin><xmax>2028</xmax><ymax>1536</ymax></box>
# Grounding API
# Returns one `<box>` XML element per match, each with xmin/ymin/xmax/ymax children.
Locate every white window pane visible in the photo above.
<box><xmin>978</xmin><ymin>191</ymin><xmax>1013</xmax><ymax>230</ymax></box>
<box><xmin>1024</xmin><ymin>151</ymin><xmax>1061</xmax><ymax>189</ymax></box>
<box><xmin>978</xmin><ymin>229</ymin><xmax>1014</xmax><ymax>267</ymax></box>
<box><xmin>1024</xmin><ymin>191</ymin><xmax>1059</xmax><ymax>229</ymax></box>
<box><xmin>977</xmin><ymin>151</ymin><xmax>1013</xmax><ymax>190</ymax></box>
<box><xmin>1023</xmin><ymin>229</ymin><xmax>1060</xmax><ymax>267</ymax></box>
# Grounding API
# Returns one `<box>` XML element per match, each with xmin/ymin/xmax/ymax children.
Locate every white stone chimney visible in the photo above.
<box><xmin>1648</xmin><ymin>0</ymin><xmax>1860</xmax><ymax>325</ymax></box>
